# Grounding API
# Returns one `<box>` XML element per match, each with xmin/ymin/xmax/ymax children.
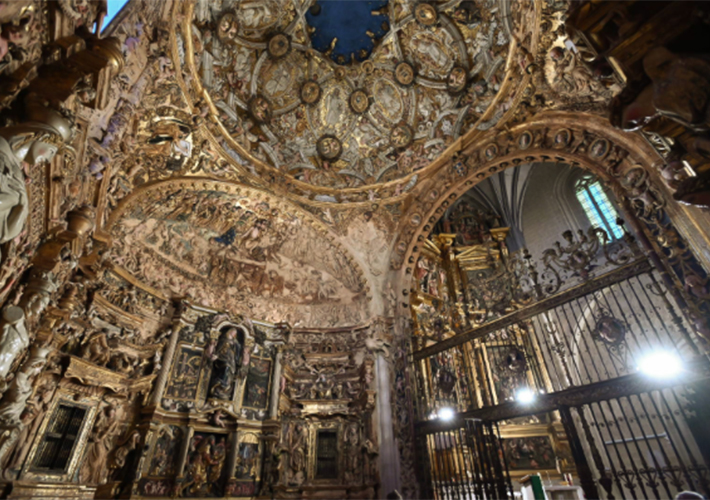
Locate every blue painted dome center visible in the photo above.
<box><xmin>306</xmin><ymin>0</ymin><xmax>390</xmax><ymax>65</ymax></box>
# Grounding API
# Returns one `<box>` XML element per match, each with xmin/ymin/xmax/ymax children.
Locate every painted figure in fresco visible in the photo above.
<box><xmin>208</xmin><ymin>328</ymin><xmax>243</xmax><ymax>400</ymax></box>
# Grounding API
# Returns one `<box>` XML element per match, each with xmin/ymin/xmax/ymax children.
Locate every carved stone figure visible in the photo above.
<box><xmin>0</xmin><ymin>137</ymin><xmax>29</xmax><ymax>253</ymax></box>
<box><xmin>207</xmin><ymin>327</ymin><xmax>242</xmax><ymax>399</ymax></box>
<box><xmin>344</xmin><ymin>423</ymin><xmax>360</xmax><ymax>484</ymax></box>
<box><xmin>5</xmin><ymin>377</ymin><xmax>54</xmax><ymax>472</ymax></box>
<box><xmin>0</xmin><ymin>306</ymin><xmax>27</xmax><ymax>380</ymax></box>
<box><xmin>0</xmin><ymin>346</ymin><xmax>50</xmax><ymax>426</ymax></box>
<box><xmin>285</xmin><ymin>421</ymin><xmax>306</xmax><ymax>486</ymax></box>
<box><xmin>80</xmin><ymin>403</ymin><xmax>122</xmax><ymax>485</ymax></box>
<box><xmin>80</xmin><ymin>330</ymin><xmax>111</xmax><ymax>366</ymax></box>
<box><xmin>112</xmin><ymin>430</ymin><xmax>141</xmax><ymax>469</ymax></box>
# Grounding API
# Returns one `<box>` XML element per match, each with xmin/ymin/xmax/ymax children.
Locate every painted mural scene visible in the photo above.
<box><xmin>0</xmin><ymin>0</ymin><xmax>709</xmax><ymax>499</ymax></box>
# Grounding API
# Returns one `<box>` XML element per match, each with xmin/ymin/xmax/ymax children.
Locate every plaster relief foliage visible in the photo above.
<box><xmin>176</xmin><ymin>0</ymin><xmax>537</xmax><ymax>202</ymax></box>
<box><xmin>110</xmin><ymin>182</ymin><xmax>369</xmax><ymax>327</ymax></box>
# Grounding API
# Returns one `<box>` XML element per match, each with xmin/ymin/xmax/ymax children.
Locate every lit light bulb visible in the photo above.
<box><xmin>638</xmin><ymin>351</ymin><xmax>682</xmax><ymax>379</ymax></box>
<box><xmin>438</xmin><ymin>407</ymin><xmax>455</xmax><ymax>421</ymax></box>
<box><xmin>516</xmin><ymin>388</ymin><xmax>536</xmax><ymax>404</ymax></box>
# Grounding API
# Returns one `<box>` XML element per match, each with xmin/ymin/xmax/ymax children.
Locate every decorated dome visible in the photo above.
<box><xmin>178</xmin><ymin>0</ymin><xmax>533</xmax><ymax>201</ymax></box>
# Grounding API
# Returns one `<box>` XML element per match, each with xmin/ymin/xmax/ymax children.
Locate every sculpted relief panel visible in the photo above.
<box><xmin>177</xmin><ymin>0</ymin><xmax>532</xmax><ymax>198</ymax></box>
<box><xmin>109</xmin><ymin>181</ymin><xmax>369</xmax><ymax>327</ymax></box>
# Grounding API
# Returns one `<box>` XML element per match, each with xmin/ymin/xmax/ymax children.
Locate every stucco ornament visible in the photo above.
<box><xmin>178</xmin><ymin>0</ymin><xmax>535</xmax><ymax>199</ymax></box>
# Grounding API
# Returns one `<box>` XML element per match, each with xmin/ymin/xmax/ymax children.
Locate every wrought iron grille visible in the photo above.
<box><xmin>32</xmin><ymin>404</ymin><xmax>87</xmax><ymax>472</ymax></box>
<box><xmin>411</xmin><ymin>225</ymin><xmax>710</xmax><ymax>500</ymax></box>
<box><xmin>315</xmin><ymin>430</ymin><xmax>338</xmax><ymax>479</ymax></box>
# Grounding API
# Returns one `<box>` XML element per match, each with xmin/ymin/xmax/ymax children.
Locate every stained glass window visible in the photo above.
<box><xmin>576</xmin><ymin>179</ymin><xmax>623</xmax><ymax>239</ymax></box>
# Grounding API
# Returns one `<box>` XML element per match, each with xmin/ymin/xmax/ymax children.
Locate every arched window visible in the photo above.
<box><xmin>575</xmin><ymin>177</ymin><xmax>623</xmax><ymax>239</ymax></box>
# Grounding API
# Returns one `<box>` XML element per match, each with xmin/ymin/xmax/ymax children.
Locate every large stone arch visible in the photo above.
<box><xmin>386</xmin><ymin>110</ymin><xmax>710</xmax><ymax>498</ymax></box>
<box><xmin>391</xmin><ymin>111</ymin><xmax>710</xmax><ymax>339</ymax></box>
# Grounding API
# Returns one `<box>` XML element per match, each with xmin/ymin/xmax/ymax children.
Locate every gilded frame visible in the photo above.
<box><xmin>306</xmin><ymin>419</ymin><xmax>343</xmax><ymax>485</ymax></box>
<box><xmin>498</xmin><ymin>423</ymin><xmax>574</xmax><ymax>479</ymax></box>
<box><xmin>20</xmin><ymin>391</ymin><xmax>100</xmax><ymax>483</ymax></box>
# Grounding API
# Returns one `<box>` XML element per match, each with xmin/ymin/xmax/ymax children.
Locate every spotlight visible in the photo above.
<box><xmin>638</xmin><ymin>351</ymin><xmax>682</xmax><ymax>379</ymax></box>
<box><xmin>438</xmin><ymin>407</ymin><xmax>455</xmax><ymax>421</ymax></box>
<box><xmin>516</xmin><ymin>388</ymin><xmax>536</xmax><ymax>404</ymax></box>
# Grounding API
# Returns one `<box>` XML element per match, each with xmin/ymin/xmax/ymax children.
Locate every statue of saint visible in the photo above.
<box><xmin>208</xmin><ymin>327</ymin><xmax>242</xmax><ymax>399</ymax></box>
<box><xmin>0</xmin><ymin>306</ymin><xmax>28</xmax><ymax>380</ymax></box>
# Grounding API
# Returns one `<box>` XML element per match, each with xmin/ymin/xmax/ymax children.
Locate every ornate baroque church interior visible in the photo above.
<box><xmin>1</xmin><ymin>0</ymin><xmax>710</xmax><ymax>499</ymax></box>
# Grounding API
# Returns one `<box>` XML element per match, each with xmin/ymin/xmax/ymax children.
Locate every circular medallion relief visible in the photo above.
<box><xmin>248</xmin><ymin>95</ymin><xmax>273</xmax><ymax>123</ymax></box>
<box><xmin>390</xmin><ymin>123</ymin><xmax>413</xmax><ymax>149</ymax></box>
<box><xmin>267</xmin><ymin>33</ymin><xmax>291</xmax><ymax>59</ymax></box>
<box><xmin>316</xmin><ymin>135</ymin><xmax>342</xmax><ymax>161</ymax></box>
<box><xmin>446</xmin><ymin>65</ymin><xmax>468</xmax><ymax>94</ymax></box>
<box><xmin>484</xmin><ymin>143</ymin><xmax>498</xmax><ymax>160</ymax></box>
<box><xmin>590</xmin><ymin>138</ymin><xmax>610</xmax><ymax>159</ymax></box>
<box><xmin>518</xmin><ymin>131</ymin><xmax>533</xmax><ymax>150</ymax></box>
<box><xmin>349</xmin><ymin>89</ymin><xmax>370</xmax><ymax>114</ymax></box>
<box><xmin>553</xmin><ymin>128</ymin><xmax>571</xmax><ymax>148</ymax></box>
<box><xmin>414</xmin><ymin>3</ymin><xmax>438</xmax><ymax>26</ymax></box>
<box><xmin>394</xmin><ymin>61</ymin><xmax>416</xmax><ymax>87</ymax></box>
<box><xmin>300</xmin><ymin>80</ymin><xmax>322</xmax><ymax>105</ymax></box>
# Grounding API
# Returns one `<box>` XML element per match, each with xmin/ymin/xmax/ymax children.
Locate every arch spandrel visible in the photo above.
<box><xmin>106</xmin><ymin>178</ymin><xmax>370</xmax><ymax>328</ymax></box>
<box><xmin>171</xmin><ymin>0</ymin><xmax>542</xmax><ymax>204</ymax></box>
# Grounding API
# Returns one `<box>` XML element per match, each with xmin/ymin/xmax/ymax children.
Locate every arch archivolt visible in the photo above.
<box><xmin>391</xmin><ymin>111</ymin><xmax>710</xmax><ymax>333</ymax></box>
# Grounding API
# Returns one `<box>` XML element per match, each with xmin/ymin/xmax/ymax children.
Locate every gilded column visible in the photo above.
<box><xmin>149</xmin><ymin>313</ymin><xmax>182</xmax><ymax>407</ymax></box>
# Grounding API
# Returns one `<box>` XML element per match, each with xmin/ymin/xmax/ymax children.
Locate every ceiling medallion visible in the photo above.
<box><xmin>414</xmin><ymin>3</ymin><xmax>438</xmax><ymax>27</ymax></box>
<box><xmin>446</xmin><ymin>65</ymin><xmax>468</xmax><ymax>94</ymax></box>
<box><xmin>394</xmin><ymin>61</ymin><xmax>416</xmax><ymax>86</ymax></box>
<box><xmin>267</xmin><ymin>32</ymin><xmax>291</xmax><ymax>59</ymax></box>
<box><xmin>248</xmin><ymin>95</ymin><xmax>273</xmax><ymax>123</ymax></box>
<box><xmin>390</xmin><ymin>123</ymin><xmax>413</xmax><ymax>149</ymax></box>
<box><xmin>349</xmin><ymin>89</ymin><xmax>370</xmax><ymax>114</ymax></box>
<box><xmin>300</xmin><ymin>80</ymin><xmax>322</xmax><ymax>105</ymax></box>
<box><xmin>316</xmin><ymin>135</ymin><xmax>343</xmax><ymax>161</ymax></box>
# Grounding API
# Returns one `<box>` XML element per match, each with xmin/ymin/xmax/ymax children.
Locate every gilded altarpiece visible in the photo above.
<box><xmin>136</xmin><ymin>302</ymin><xmax>285</xmax><ymax>499</ymax></box>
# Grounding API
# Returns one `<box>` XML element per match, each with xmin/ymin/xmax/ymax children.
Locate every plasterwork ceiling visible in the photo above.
<box><xmin>108</xmin><ymin>180</ymin><xmax>370</xmax><ymax>327</ymax></box>
<box><xmin>174</xmin><ymin>0</ymin><xmax>540</xmax><ymax>202</ymax></box>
